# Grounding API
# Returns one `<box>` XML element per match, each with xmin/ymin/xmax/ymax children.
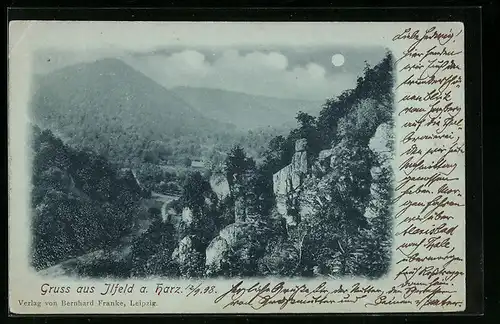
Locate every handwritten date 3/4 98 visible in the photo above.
<box><xmin>154</xmin><ymin>283</ymin><xmax>216</xmax><ymax>296</ymax></box>
<box><xmin>186</xmin><ymin>283</ymin><xmax>217</xmax><ymax>297</ymax></box>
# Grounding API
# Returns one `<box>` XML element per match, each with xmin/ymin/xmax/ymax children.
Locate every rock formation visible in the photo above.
<box><xmin>205</xmin><ymin>222</ymin><xmax>245</xmax><ymax>275</ymax></box>
<box><xmin>181</xmin><ymin>207</ymin><xmax>193</xmax><ymax>225</ymax></box>
<box><xmin>209</xmin><ymin>174</ymin><xmax>230</xmax><ymax>201</ymax></box>
<box><xmin>205</xmin><ymin>236</ymin><xmax>231</xmax><ymax>275</ymax></box>
<box><xmin>161</xmin><ymin>201</ymin><xmax>177</xmax><ymax>223</ymax></box>
<box><xmin>364</xmin><ymin>123</ymin><xmax>394</xmax><ymax>219</ymax></box>
<box><xmin>272</xmin><ymin>126</ymin><xmax>394</xmax><ymax>226</ymax></box>
<box><xmin>205</xmin><ymin>220</ymin><xmax>275</xmax><ymax>276</ymax></box>
<box><xmin>234</xmin><ymin>196</ymin><xmax>246</xmax><ymax>223</ymax></box>
<box><xmin>172</xmin><ymin>235</ymin><xmax>204</xmax><ymax>277</ymax></box>
<box><xmin>272</xmin><ymin>138</ymin><xmax>308</xmax><ymax>225</ymax></box>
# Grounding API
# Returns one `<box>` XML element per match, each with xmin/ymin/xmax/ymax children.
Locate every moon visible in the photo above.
<box><xmin>331</xmin><ymin>54</ymin><xmax>345</xmax><ymax>67</ymax></box>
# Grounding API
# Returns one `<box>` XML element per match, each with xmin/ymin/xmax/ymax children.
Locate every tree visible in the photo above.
<box><xmin>224</xmin><ymin>145</ymin><xmax>255</xmax><ymax>190</ymax></box>
<box><xmin>262</xmin><ymin>135</ymin><xmax>289</xmax><ymax>174</ymax></box>
<box><xmin>296</xmin><ymin>138</ymin><xmax>375</xmax><ymax>277</ymax></box>
<box><xmin>260</xmin><ymin>236</ymin><xmax>300</xmax><ymax>276</ymax></box>
<box><xmin>30</xmin><ymin>128</ymin><xmax>139</xmax><ymax>272</ymax></box>
<box><xmin>130</xmin><ymin>219</ymin><xmax>178</xmax><ymax>277</ymax></box>
<box><xmin>182</xmin><ymin>157</ymin><xmax>192</xmax><ymax>167</ymax></box>
<box><xmin>180</xmin><ymin>172</ymin><xmax>219</xmax><ymax>247</ymax></box>
<box><xmin>182</xmin><ymin>172</ymin><xmax>211</xmax><ymax>211</ymax></box>
<box><xmin>290</xmin><ymin>111</ymin><xmax>322</xmax><ymax>162</ymax></box>
<box><xmin>296</xmin><ymin>111</ymin><xmax>316</xmax><ymax>131</ymax></box>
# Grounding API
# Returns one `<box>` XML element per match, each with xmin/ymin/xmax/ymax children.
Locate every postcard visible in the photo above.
<box><xmin>8</xmin><ymin>21</ymin><xmax>465</xmax><ymax>314</ymax></box>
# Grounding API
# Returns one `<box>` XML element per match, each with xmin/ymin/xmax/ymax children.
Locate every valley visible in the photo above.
<box><xmin>31</xmin><ymin>53</ymin><xmax>396</xmax><ymax>279</ymax></box>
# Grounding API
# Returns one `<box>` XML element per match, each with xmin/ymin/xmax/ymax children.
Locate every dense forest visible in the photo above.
<box><xmin>31</xmin><ymin>58</ymin><xmax>309</xmax><ymax>193</ymax></box>
<box><xmin>31</xmin><ymin>52</ymin><xmax>394</xmax><ymax>279</ymax></box>
<box><xmin>30</xmin><ymin>126</ymin><xmax>147</xmax><ymax>270</ymax></box>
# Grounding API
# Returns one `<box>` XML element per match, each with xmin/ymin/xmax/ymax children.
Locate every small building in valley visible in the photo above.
<box><xmin>191</xmin><ymin>160</ymin><xmax>205</xmax><ymax>168</ymax></box>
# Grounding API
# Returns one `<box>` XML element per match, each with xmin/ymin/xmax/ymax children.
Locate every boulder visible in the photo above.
<box><xmin>273</xmin><ymin>139</ymin><xmax>308</xmax><ymax>195</ymax></box>
<box><xmin>204</xmin><ymin>197</ymin><xmax>214</xmax><ymax>207</ymax></box>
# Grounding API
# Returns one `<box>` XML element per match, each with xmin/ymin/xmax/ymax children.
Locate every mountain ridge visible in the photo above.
<box><xmin>30</xmin><ymin>58</ymin><xmax>236</xmax><ymax>165</ymax></box>
<box><xmin>171</xmin><ymin>86</ymin><xmax>323</xmax><ymax>130</ymax></box>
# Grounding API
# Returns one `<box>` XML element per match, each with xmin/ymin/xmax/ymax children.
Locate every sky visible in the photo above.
<box><xmin>12</xmin><ymin>21</ymin><xmax>389</xmax><ymax>101</ymax></box>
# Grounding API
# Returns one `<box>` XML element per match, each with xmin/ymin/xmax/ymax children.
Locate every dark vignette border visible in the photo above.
<box><xmin>5</xmin><ymin>5</ymin><xmax>484</xmax><ymax>322</ymax></box>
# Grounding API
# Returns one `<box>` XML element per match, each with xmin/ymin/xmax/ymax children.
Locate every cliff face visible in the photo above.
<box><xmin>272</xmin><ymin>125</ymin><xmax>393</xmax><ymax>227</ymax></box>
<box><xmin>364</xmin><ymin>123</ymin><xmax>394</xmax><ymax>219</ymax></box>
<box><xmin>272</xmin><ymin>138</ymin><xmax>308</xmax><ymax>225</ymax></box>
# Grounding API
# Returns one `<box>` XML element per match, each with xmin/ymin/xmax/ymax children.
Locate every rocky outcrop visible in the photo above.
<box><xmin>272</xmin><ymin>139</ymin><xmax>308</xmax><ymax>225</ymax></box>
<box><xmin>172</xmin><ymin>236</ymin><xmax>195</xmax><ymax>264</ymax></box>
<box><xmin>181</xmin><ymin>207</ymin><xmax>193</xmax><ymax>225</ymax></box>
<box><xmin>172</xmin><ymin>235</ymin><xmax>205</xmax><ymax>277</ymax></box>
<box><xmin>209</xmin><ymin>174</ymin><xmax>230</xmax><ymax>201</ymax></box>
<box><xmin>204</xmin><ymin>223</ymin><xmax>246</xmax><ymax>276</ymax></box>
<box><xmin>369</xmin><ymin>123</ymin><xmax>393</xmax><ymax>162</ymax></box>
<box><xmin>205</xmin><ymin>220</ymin><xmax>275</xmax><ymax>276</ymax></box>
<box><xmin>161</xmin><ymin>201</ymin><xmax>177</xmax><ymax>223</ymax></box>
<box><xmin>318</xmin><ymin>148</ymin><xmax>334</xmax><ymax>161</ymax></box>
<box><xmin>296</xmin><ymin>170</ymin><xmax>337</xmax><ymax>221</ymax></box>
<box><xmin>234</xmin><ymin>196</ymin><xmax>246</xmax><ymax>223</ymax></box>
<box><xmin>205</xmin><ymin>236</ymin><xmax>231</xmax><ymax>276</ymax></box>
<box><xmin>272</xmin><ymin>125</ymin><xmax>394</xmax><ymax>226</ymax></box>
<box><xmin>364</xmin><ymin>123</ymin><xmax>394</xmax><ymax>219</ymax></box>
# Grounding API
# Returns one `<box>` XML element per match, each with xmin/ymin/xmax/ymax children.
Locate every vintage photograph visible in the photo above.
<box><xmin>28</xmin><ymin>29</ymin><xmax>396</xmax><ymax>280</ymax></box>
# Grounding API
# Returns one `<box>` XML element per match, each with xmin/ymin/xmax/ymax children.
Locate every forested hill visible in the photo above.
<box><xmin>171</xmin><ymin>87</ymin><xmax>323</xmax><ymax>131</ymax></box>
<box><xmin>30</xmin><ymin>58</ymin><xmax>235</xmax><ymax>165</ymax></box>
<box><xmin>30</xmin><ymin>125</ymin><xmax>147</xmax><ymax>271</ymax></box>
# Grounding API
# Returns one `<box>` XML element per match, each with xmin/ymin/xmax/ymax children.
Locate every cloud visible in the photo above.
<box><xmin>168</xmin><ymin>50</ymin><xmax>208</xmax><ymax>70</ymax></box>
<box><xmin>16</xmin><ymin>22</ymin><xmax>387</xmax><ymax>100</ymax></box>
<box><xmin>128</xmin><ymin>49</ymin><xmax>356</xmax><ymax>100</ymax></box>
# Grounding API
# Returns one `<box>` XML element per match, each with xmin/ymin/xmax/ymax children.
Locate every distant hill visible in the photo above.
<box><xmin>30</xmin><ymin>58</ymin><xmax>235</xmax><ymax>164</ymax></box>
<box><xmin>171</xmin><ymin>86</ymin><xmax>323</xmax><ymax>130</ymax></box>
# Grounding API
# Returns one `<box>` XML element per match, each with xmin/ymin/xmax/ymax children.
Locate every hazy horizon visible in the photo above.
<box><xmin>33</xmin><ymin>45</ymin><xmax>387</xmax><ymax>101</ymax></box>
